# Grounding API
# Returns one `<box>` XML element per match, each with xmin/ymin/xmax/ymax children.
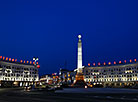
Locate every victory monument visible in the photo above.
<box><xmin>72</xmin><ymin>35</ymin><xmax>87</xmax><ymax>88</ymax></box>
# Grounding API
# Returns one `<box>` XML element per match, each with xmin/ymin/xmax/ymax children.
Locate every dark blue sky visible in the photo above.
<box><xmin>0</xmin><ymin>0</ymin><xmax>138</xmax><ymax>75</ymax></box>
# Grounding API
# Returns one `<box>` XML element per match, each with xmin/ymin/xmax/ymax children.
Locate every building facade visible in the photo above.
<box><xmin>40</xmin><ymin>74</ymin><xmax>53</xmax><ymax>85</ymax></box>
<box><xmin>0</xmin><ymin>58</ymin><xmax>39</xmax><ymax>87</ymax></box>
<box><xmin>83</xmin><ymin>62</ymin><xmax>138</xmax><ymax>87</ymax></box>
<box><xmin>59</xmin><ymin>69</ymin><xmax>76</xmax><ymax>85</ymax></box>
<box><xmin>40</xmin><ymin>73</ymin><xmax>60</xmax><ymax>86</ymax></box>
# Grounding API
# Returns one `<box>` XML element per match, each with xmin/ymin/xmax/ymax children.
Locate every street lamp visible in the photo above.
<box><xmin>32</xmin><ymin>57</ymin><xmax>39</xmax><ymax>90</ymax></box>
<box><xmin>33</xmin><ymin>57</ymin><xmax>39</xmax><ymax>66</ymax></box>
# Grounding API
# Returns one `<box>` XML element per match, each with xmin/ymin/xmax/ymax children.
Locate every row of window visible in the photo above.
<box><xmin>3</xmin><ymin>77</ymin><xmax>37</xmax><ymax>81</ymax></box>
<box><xmin>0</xmin><ymin>73</ymin><xmax>37</xmax><ymax>77</ymax></box>
<box><xmin>86</xmin><ymin>72</ymin><xmax>138</xmax><ymax>76</ymax></box>
<box><xmin>85</xmin><ymin>74</ymin><xmax>138</xmax><ymax>78</ymax></box>
<box><xmin>0</xmin><ymin>70</ymin><xmax>38</xmax><ymax>74</ymax></box>
<box><xmin>86</xmin><ymin>78</ymin><xmax>138</xmax><ymax>82</ymax></box>
<box><xmin>0</xmin><ymin>65</ymin><xmax>37</xmax><ymax>71</ymax></box>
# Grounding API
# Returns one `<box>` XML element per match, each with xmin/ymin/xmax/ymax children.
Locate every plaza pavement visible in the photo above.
<box><xmin>55</xmin><ymin>88</ymin><xmax>138</xmax><ymax>93</ymax></box>
<box><xmin>0</xmin><ymin>88</ymin><xmax>138</xmax><ymax>102</ymax></box>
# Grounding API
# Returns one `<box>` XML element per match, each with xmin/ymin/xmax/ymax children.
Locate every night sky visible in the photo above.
<box><xmin>0</xmin><ymin>0</ymin><xmax>138</xmax><ymax>75</ymax></box>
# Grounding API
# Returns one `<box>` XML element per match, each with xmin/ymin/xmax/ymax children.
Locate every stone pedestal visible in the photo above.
<box><xmin>72</xmin><ymin>73</ymin><xmax>87</xmax><ymax>88</ymax></box>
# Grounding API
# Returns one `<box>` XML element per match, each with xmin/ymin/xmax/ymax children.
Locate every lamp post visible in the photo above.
<box><xmin>32</xmin><ymin>57</ymin><xmax>39</xmax><ymax>90</ymax></box>
<box><xmin>33</xmin><ymin>57</ymin><xmax>39</xmax><ymax>66</ymax></box>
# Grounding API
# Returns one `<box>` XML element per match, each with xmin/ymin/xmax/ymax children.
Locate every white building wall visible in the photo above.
<box><xmin>83</xmin><ymin>63</ymin><xmax>138</xmax><ymax>83</ymax></box>
<box><xmin>0</xmin><ymin>61</ymin><xmax>39</xmax><ymax>82</ymax></box>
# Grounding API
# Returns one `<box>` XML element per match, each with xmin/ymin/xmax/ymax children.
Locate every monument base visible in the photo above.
<box><xmin>72</xmin><ymin>73</ymin><xmax>88</xmax><ymax>88</ymax></box>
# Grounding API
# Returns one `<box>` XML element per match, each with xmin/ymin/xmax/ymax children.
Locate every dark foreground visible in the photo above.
<box><xmin>0</xmin><ymin>88</ymin><xmax>138</xmax><ymax>102</ymax></box>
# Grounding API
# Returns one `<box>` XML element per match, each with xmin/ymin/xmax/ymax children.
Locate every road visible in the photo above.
<box><xmin>0</xmin><ymin>88</ymin><xmax>138</xmax><ymax>102</ymax></box>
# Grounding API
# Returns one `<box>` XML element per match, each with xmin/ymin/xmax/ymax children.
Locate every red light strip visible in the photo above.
<box><xmin>0</xmin><ymin>55</ymin><xmax>39</xmax><ymax>65</ymax></box>
<box><xmin>89</xmin><ymin>58</ymin><xmax>137</xmax><ymax>67</ymax></box>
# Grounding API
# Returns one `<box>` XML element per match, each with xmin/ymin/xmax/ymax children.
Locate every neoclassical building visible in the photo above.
<box><xmin>0</xmin><ymin>56</ymin><xmax>39</xmax><ymax>87</ymax></box>
<box><xmin>83</xmin><ymin>61</ymin><xmax>138</xmax><ymax>87</ymax></box>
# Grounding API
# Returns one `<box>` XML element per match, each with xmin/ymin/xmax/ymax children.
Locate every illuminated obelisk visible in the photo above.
<box><xmin>77</xmin><ymin>35</ymin><xmax>83</xmax><ymax>73</ymax></box>
<box><xmin>72</xmin><ymin>34</ymin><xmax>87</xmax><ymax>87</ymax></box>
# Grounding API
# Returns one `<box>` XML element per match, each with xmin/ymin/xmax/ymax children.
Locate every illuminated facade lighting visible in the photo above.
<box><xmin>93</xmin><ymin>63</ymin><xmax>96</xmax><ymax>66</ymax></box>
<box><xmin>114</xmin><ymin>61</ymin><xmax>116</xmax><ymax>64</ymax></box>
<box><xmin>30</xmin><ymin>61</ymin><xmax>32</xmax><ymax>64</ymax></box>
<box><xmin>27</xmin><ymin>61</ymin><xmax>29</xmax><ymax>63</ymax></box>
<box><xmin>23</xmin><ymin>61</ymin><xmax>25</xmax><ymax>63</ymax></box>
<box><xmin>37</xmin><ymin>65</ymin><xmax>40</xmax><ymax>68</ymax></box>
<box><xmin>119</xmin><ymin>61</ymin><xmax>121</xmax><ymax>64</ymax></box>
<box><xmin>20</xmin><ymin>60</ymin><xmax>23</xmax><ymax>63</ymax></box>
<box><xmin>15</xmin><ymin>59</ymin><xmax>17</xmax><ymax>62</ymax></box>
<box><xmin>130</xmin><ymin>59</ymin><xmax>132</xmax><ymax>63</ymax></box>
<box><xmin>12</xmin><ymin>59</ymin><xmax>14</xmax><ymax>62</ymax></box>
<box><xmin>124</xmin><ymin>60</ymin><xmax>126</xmax><ymax>63</ymax></box>
<box><xmin>9</xmin><ymin>58</ymin><xmax>11</xmax><ymax>61</ymax></box>
<box><xmin>6</xmin><ymin>57</ymin><xmax>8</xmax><ymax>61</ymax></box>
<box><xmin>134</xmin><ymin>59</ymin><xmax>137</xmax><ymax>62</ymax></box>
<box><xmin>3</xmin><ymin>57</ymin><xmax>5</xmax><ymax>60</ymax></box>
<box><xmin>103</xmin><ymin>62</ymin><xmax>106</xmax><ymax>66</ymax></box>
<box><xmin>98</xmin><ymin>62</ymin><xmax>100</xmax><ymax>66</ymax></box>
<box><xmin>108</xmin><ymin>62</ymin><xmax>111</xmax><ymax>65</ymax></box>
<box><xmin>0</xmin><ymin>56</ymin><xmax>2</xmax><ymax>59</ymax></box>
<box><xmin>88</xmin><ymin>63</ymin><xmax>90</xmax><ymax>66</ymax></box>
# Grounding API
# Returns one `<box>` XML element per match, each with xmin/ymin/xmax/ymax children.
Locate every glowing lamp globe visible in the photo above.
<box><xmin>37</xmin><ymin>65</ymin><xmax>40</xmax><ymax>68</ymax></box>
<box><xmin>78</xmin><ymin>35</ymin><xmax>81</xmax><ymax>39</ymax></box>
<box><xmin>98</xmin><ymin>63</ymin><xmax>101</xmax><ymax>66</ymax></box>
